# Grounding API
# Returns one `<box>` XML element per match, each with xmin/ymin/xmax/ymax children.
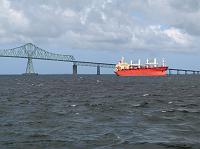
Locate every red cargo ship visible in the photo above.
<box><xmin>114</xmin><ymin>57</ymin><xmax>168</xmax><ymax>76</ymax></box>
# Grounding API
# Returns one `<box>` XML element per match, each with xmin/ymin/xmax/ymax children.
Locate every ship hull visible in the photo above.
<box><xmin>115</xmin><ymin>67</ymin><xmax>168</xmax><ymax>76</ymax></box>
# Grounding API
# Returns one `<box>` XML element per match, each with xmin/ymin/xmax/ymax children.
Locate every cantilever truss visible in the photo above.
<box><xmin>0</xmin><ymin>43</ymin><xmax>75</xmax><ymax>74</ymax></box>
<box><xmin>0</xmin><ymin>43</ymin><xmax>75</xmax><ymax>61</ymax></box>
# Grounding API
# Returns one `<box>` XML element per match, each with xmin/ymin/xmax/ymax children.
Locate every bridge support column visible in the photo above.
<box><xmin>185</xmin><ymin>70</ymin><xmax>187</xmax><ymax>75</ymax></box>
<box><xmin>26</xmin><ymin>57</ymin><xmax>35</xmax><ymax>74</ymax></box>
<box><xmin>97</xmin><ymin>65</ymin><xmax>100</xmax><ymax>75</ymax></box>
<box><xmin>73</xmin><ymin>64</ymin><xmax>77</xmax><ymax>75</ymax></box>
<box><xmin>197</xmin><ymin>71</ymin><xmax>200</xmax><ymax>75</ymax></box>
<box><xmin>168</xmin><ymin>69</ymin><xmax>171</xmax><ymax>75</ymax></box>
<box><xmin>193</xmin><ymin>71</ymin><xmax>195</xmax><ymax>75</ymax></box>
<box><xmin>177</xmin><ymin>70</ymin><xmax>180</xmax><ymax>75</ymax></box>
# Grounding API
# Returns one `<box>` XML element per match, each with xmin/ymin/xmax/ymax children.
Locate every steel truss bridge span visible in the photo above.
<box><xmin>0</xmin><ymin>43</ymin><xmax>115</xmax><ymax>74</ymax></box>
<box><xmin>0</xmin><ymin>43</ymin><xmax>75</xmax><ymax>61</ymax></box>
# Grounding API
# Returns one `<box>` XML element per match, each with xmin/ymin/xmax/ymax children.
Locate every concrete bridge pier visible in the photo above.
<box><xmin>97</xmin><ymin>65</ymin><xmax>100</xmax><ymax>75</ymax></box>
<box><xmin>73</xmin><ymin>63</ymin><xmax>77</xmax><ymax>75</ymax></box>
<box><xmin>193</xmin><ymin>71</ymin><xmax>196</xmax><ymax>75</ymax></box>
<box><xmin>168</xmin><ymin>69</ymin><xmax>171</xmax><ymax>75</ymax></box>
<box><xmin>185</xmin><ymin>70</ymin><xmax>187</xmax><ymax>75</ymax></box>
<box><xmin>177</xmin><ymin>70</ymin><xmax>180</xmax><ymax>75</ymax></box>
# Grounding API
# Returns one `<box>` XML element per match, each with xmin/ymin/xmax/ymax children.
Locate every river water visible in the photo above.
<box><xmin>0</xmin><ymin>75</ymin><xmax>200</xmax><ymax>149</ymax></box>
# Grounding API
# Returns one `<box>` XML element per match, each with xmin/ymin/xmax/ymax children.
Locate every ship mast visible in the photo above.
<box><xmin>145</xmin><ymin>58</ymin><xmax>158</xmax><ymax>67</ymax></box>
<box><xmin>154</xmin><ymin>58</ymin><xmax>157</xmax><ymax>67</ymax></box>
<box><xmin>138</xmin><ymin>59</ymin><xmax>141</xmax><ymax>68</ymax></box>
<box><xmin>146</xmin><ymin>58</ymin><xmax>149</xmax><ymax>68</ymax></box>
<box><xmin>162</xmin><ymin>58</ymin><xmax>166</xmax><ymax>66</ymax></box>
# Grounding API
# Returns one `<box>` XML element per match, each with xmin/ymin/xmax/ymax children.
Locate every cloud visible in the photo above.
<box><xmin>0</xmin><ymin>0</ymin><xmax>200</xmax><ymax>53</ymax></box>
<box><xmin>0</xmin><ymin>0</ymin><xmax>30</xmax><ymax>43</ymax></box>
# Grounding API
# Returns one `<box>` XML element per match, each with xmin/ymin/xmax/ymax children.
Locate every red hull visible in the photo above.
<box><xmin>115</xmin><ymin>67</ymin><xmax>168</xmax><ymax>76</ymax></box>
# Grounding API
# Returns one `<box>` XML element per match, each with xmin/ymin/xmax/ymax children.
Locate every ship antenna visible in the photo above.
<box><xmin>121</xmin><ymin>56</ymin><xmax>124</xmax><ymax>63</ymax></box>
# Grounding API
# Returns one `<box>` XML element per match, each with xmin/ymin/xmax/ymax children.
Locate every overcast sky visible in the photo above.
<box><xmin>0</xmin><ymin>0</ymin><xmax>200</xmax><ymax>74</ymax></box>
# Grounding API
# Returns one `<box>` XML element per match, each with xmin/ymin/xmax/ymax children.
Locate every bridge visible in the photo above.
<box><xmin>0</xmin><ymin>43</ymin><xmax>199</xmax><ymax>75</ymax></box>
<box><xmin>168</xmin><ymin>68</ymin><xmax>200</xmax><ymax>75</ymax></box>
<box><xmin>0</xmin><ymin>43</ymin><xmax>115</xmax><ymax>75</ymax></box>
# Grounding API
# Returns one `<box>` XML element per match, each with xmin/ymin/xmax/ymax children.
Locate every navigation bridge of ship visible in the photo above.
<box><xmin>0</xmin><ymin>43</ymin><xmax>115</xmax><ymax>75</ymax></box>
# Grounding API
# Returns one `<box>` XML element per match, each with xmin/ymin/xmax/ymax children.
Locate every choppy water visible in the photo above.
<box><xmin>0</xmin><ymin>75</ymin><xmax>200</xmax><ymax>149</ymax></box>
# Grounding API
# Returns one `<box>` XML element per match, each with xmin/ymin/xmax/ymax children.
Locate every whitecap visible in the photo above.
<box><xmin>97</xmin><ymin>80</ymin><xmax>100</xmax><ymax>83</ymax></box>
<box><xmin>143</xmin><ymin>94</ymin><xmax>149</xmax><ymax>97</ymax></box>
